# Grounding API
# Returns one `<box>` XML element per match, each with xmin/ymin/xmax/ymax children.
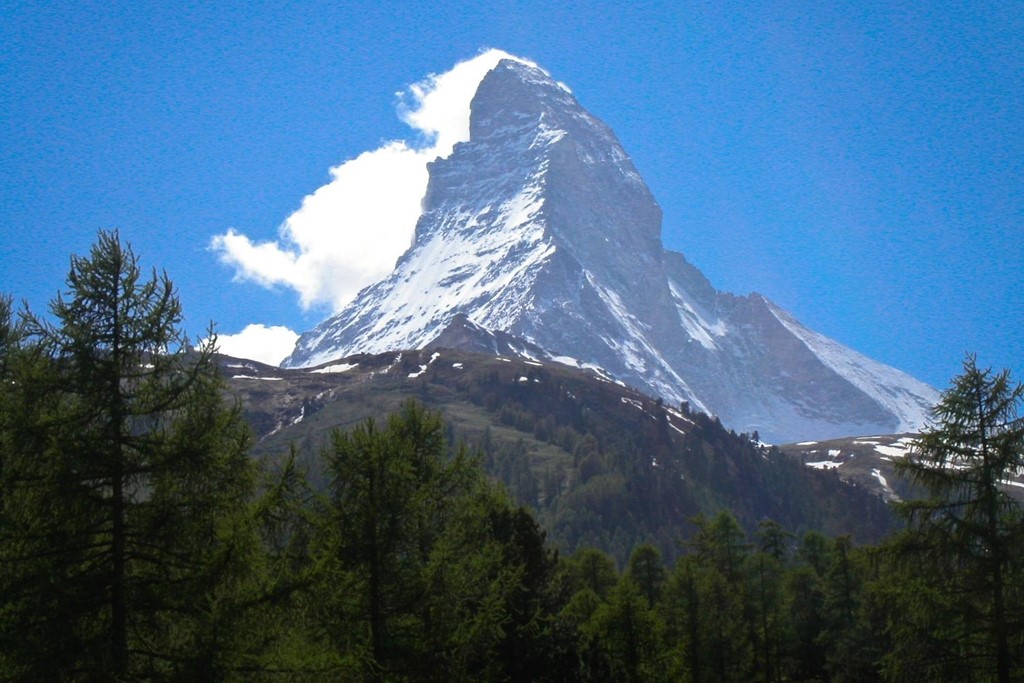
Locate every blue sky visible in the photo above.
<box><xmin>2</xmin><ymin>1</ymin><xmax>1020</xmax><ymax>389</ymax></box>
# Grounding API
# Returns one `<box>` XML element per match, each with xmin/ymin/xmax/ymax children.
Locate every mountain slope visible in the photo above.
<box><xmin>284</xmin><ymin>58</ymin><xmax>937</xmax><ymax>443</ymax></box>
<box><xmin>780</xmin><ymin>433</ymin><xmax>1024</xmax><ymax>505</ymax></box>
<box><xmin>227</xmin><ymin>349</ymin><xmax>897</xmax><ymax>564</ymax></box>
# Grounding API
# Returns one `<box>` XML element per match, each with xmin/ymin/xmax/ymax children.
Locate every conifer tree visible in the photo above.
<box><xmin>891</xmin><ymin>355</ymin><xmax>1024</xmax><ymax>682</ymax></box>
<box><xmin>565</xmin><ymin>547</ymin><xmax>619</xmax><ymax>599</ymax></box>
<box><xmin>625</xmin><ymin>542</ymin><xmax>665</xmax><ymax>607</ymax></box>
<box><xmin>753</xmin><ymin>520</ymin><xmax>790</xmax><ymax>683</ymax></box>
<box><xmin>313</xmin><ymin>401</ymin><xmax>480</xmax><ymax>678</ymax></box>
<box><xmin>683</xmin><ymin>512</ymin><xmax>755</xmax><ymax>681</ymax></box>
<box><xmin>0</xmin><ymin>231</ymin><xmax>257</xmax><ymax>680</ymax></box>
<box><xmin>583</xmin><ymin>578</ymin><xmax>664</xmax><ymax>683</ymax></box>
<box><xmin>311</xmin><ymin>402</ymin><xmax>575</xmax><ymax>680</ymax></box>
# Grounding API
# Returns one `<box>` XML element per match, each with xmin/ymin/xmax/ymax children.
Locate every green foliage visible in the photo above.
<box><xmin>308</xmin><ymin>401</ymin><xmax>574</xmax><ymax>680</ymax></box>
<box><xmin>243</xmin><ymin>345</ymin><xmax>898</xmax><ymax>566</ymax></box>
<box><xmin>564</xmin><ymin>546</ymin><xmax>619</xmax><ymax>599</ymax></box>
<box><xmin>887</xmin><ymin>355</ymin><xmax>1024</xmax><ymax>682</ymax></box>
<box><xmin>689</xmin><ymin>510</ymin><xmax>749</xmax><ymax>582</ymax></box>
<box><xmin>6</xmin><ymin>235</ymin><xmax>1024</xmax><ymax>681</ymax></box>
<box><xmin>625</xmin><ymin>542</ymin><xmax>666</xmax><ymax>607</ymax></box>
<box><xmin>310</xmin><ymin>401</ymin><xmax>471</xmax><ymax>677</ymax></box>
<box><xmin>581</xmin><ymin>579</ymin><xmax>664</xmax><ymax>682</ymax></box>
<box><xmin>0</xmin><ymin>231</ymin><xmax>259</xmax><ymax>679</ymax></box>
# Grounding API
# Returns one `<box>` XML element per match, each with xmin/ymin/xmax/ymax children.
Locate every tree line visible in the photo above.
<box><xmin>1</xmin><ymin>231</ymin><xmax>1022</xmax><ymax>681</ymax></box>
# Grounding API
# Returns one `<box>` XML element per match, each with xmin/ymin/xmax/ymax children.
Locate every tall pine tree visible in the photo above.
<box><xmin>890</xmin><ymin>355</ymin><xmax>1024</xmax><ymax>682</ymax></box>
<box><xmin>0</xmin><ymin>230</ymin><xmax>257</xmax><ymax>680</ymax></box>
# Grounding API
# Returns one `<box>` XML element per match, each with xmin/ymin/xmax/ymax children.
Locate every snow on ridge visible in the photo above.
<box><xmin>584</xmin><ymin>271</ymin><xmax>708</xmax><ymax>413</ymax></box>
<box><xmin>806</xmin><ymin>460</ymin><xmax>843</xmax><ymax>470</ymax></box>
<box><xmin>767</xmin><ymin>304</ymin><xmax>938</xmax><ymax>432</ymax></box>
<box><xmin>871</xmin><ymin>468</ymin><xmax>901</xmax><ymax>501</ymax></box>
<box><xmin>292</xmin><ymin>183</ymin><xmax>556</xmax><ymax>366</ymax></box>
<box><xmin>364</xmin><ymin>144</ymin><xmax>553</xmax><ymax>350</ymax></box>
<box><xmin>870</xmin><ymin>436</ymin><xmax>917</xmax><ymax>459</ymax></box>
<box><xmin>667</xmin><ymin>278</ymin><xmax>726</xmax><ymax>351</ymax></box>
<box><xmin>310</xmin><ymin>362</ymin><xmax>358</xmax><ymax>374</ymax></box>
<box><xmin>281</xmin><ymin>51</ymin><xmax>939</xmax><ymax>444</ymax></box>
<box><xmin>285</xmin><ymin>87</ymin><xmax>565</xmax><ymax>369</ymax></box>
<box><xmin>874</xmin><ymin>443</ymin><xmax>911</xmax><ymax>459</ymax></box>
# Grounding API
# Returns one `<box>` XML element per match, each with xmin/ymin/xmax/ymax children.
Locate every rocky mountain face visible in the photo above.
<box><xmin>284</xmin><ymin>59</ymin><xmax>937</xmax><ymax>443</ymax></box>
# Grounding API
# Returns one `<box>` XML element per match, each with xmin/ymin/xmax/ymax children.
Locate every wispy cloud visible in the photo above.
<box><xmin>211</xmin><ymin>49</ymin><xmax>534</xmax><ymax>312</ymax></box>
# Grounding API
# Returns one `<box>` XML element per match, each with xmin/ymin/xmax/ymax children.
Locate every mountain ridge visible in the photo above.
<box><xmin>284</xmin><ymin>58</ymin><xmax>937</xmax><ymax>443</ymax></box>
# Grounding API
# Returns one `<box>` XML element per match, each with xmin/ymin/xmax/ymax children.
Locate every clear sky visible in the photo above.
<box><xmin>2</xmin><ymin>1</ymin><xmax>1020</xmax><ymax>389</ymax></box>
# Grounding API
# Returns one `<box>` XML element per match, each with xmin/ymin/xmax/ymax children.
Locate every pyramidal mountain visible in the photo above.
<box><xmin>283</xmin><ymin>58</ymin><xmax>937</xmax><ymax>443</ymax></box>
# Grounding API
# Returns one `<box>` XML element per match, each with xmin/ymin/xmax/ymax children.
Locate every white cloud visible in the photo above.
<box><xmin>212</xmin><ymin>48</ymin><xmax>536</xmax><ymax>313</ymax></box>
<box><xmin>211</xmin><ymin>324</ymin><xmax>300</xmax><ymax>366</ymax></box>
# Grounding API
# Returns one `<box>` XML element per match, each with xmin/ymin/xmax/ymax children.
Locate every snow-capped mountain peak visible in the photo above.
<box><xmin>284</xmin><ymin>57</ymin><xmax>938</xmax><ymax>443</ymax></box>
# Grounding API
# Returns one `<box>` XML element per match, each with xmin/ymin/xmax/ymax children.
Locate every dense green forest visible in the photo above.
<box><xmin>2</xmin><ymin>231</ymin><xmax>1023</xmax><ymax>681</ymax></box>
<box><xmin>234</xmin><ymin>346</ymin><xmax>897</xmax><ymax>565</ymax></box>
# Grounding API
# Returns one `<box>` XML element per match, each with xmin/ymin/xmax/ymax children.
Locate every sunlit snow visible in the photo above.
<box><xmin>310</xmin><ymin>362</ymin><xmax>358</xmax><ymax>374</ymax></box>
<box><xmin>769</xmin><ymin>305</ymin><xmax>939</xmax><ymax>433</ymax></box>
<box><xmin>806</xmin><ymin>460</ymin><xmax>843</xmax><ymax>470</ymax></box>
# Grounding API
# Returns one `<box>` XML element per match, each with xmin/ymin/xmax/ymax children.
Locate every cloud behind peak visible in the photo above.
<box><xmin>211</xmin><ymin>49</ymin><xmax>533</xmax><ymax>312</ymax></box>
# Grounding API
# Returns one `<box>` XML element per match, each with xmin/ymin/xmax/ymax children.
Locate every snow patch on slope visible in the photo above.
<box><xmin>585</xmin><ymin>271</ymin><xmax>709</xmax><ymax>413</ymax></box>
<box><xmin>768</xmin><ymin>304</ymin><xmax>938</xmax><ymax>432</ymax></box>
<box><xmin>292</xmin><ymin>184</ymin><xmax>555</xmax><ymax>368</ymax></box>
<box><xmin>806</xmin><ymin>460</ymin><xmax>843</xmax><ymax>470</ymax></box>
<box><xmin>668</xmin><ymin>278</ymin><xmax>726</xmax><ymax>351</ymax></box>
<box><xmin>310</xmin><ymin>362</ymin><xmax>358</xmax><ymax>374</ymax></box>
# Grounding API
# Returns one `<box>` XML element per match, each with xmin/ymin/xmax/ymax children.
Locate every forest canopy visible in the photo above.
<box><xmin>1</xmin><ymin>231</ymin><xmax>1021</xmax><ymax>681</ymax></box>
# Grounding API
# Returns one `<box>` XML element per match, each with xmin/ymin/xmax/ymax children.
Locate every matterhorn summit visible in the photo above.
<box><xmin>284</xmin><ymin>58</ymin><xmax>937</xmax><ymax>443</ymax></box>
